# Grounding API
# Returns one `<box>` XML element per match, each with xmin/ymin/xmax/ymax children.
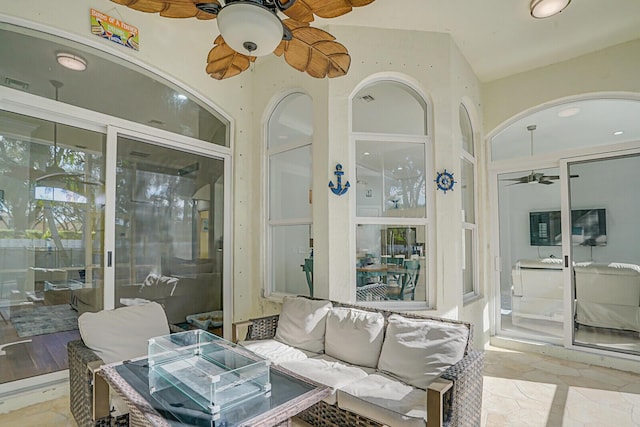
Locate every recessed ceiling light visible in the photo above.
<box><xmin>363</xmin><ymin>152</ymin><xmax>370</xmax><ymax>156</ymax></box>
<box><xmin>56</xmin><ymin>53</ymin><xmax>87</xmax><ymax>71</ymax></box>
<box><xmin>613</xmin><ymin>131</ymin><xmax>624</xmax><ymax>136</ymax></box>
<box><xmin>397</xmin><ymin>167</ymin><xmax>403</xmax><ymax>171</ymax></box>
<box><xmin>557</xmin><ymin>106</ymin><xmax>580</xmax><ymax>117</ymax></box>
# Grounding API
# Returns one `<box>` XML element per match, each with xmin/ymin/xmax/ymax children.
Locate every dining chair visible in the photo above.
<box><xmin>388</xmin><ymin>259</ymin><xmax>420</xmax><ymax>300</ymax></box>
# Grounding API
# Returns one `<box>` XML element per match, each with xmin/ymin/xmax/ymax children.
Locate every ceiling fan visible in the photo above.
<box><xmin>34</xmin><ymin>80</ymin><xmax>102</xmax><ymax>187</ymax></box>
<box><xmin>501</xmin><ymin>124</ymin><xmax>578</xmax><ymax>185</ymax></box>
<box><xmin>110</xmin><ymin>0</ymin><xmax>375</xmax><ymax>79</ymax></box>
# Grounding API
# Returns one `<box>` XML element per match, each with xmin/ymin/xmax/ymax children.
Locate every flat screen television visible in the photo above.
<box><xmin>529</xmin><ymin>208</ymin><xmax>607</xmax><ymax>246</ymax></box>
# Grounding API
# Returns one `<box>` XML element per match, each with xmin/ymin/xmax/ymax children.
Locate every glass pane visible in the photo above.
<box><xmin>497</xmin><ymin>167</ymin><xmax>563</xmax><ymax>341</ymax></box>
<box><xmin>271</xmin><ymin>225</ymin><xmax>312</xmax><ymax>296</ymax></box>
<box><xmin>463</xmin><ymin>228</ymin><xmax>475</xmax><ymax>295</ymax></box>
<box><xmin>0</xmin><ymin>22</ymin><xmax>229</xmax><ymax>146</ymax></box>
<box><xmin>353</xmin><ymin>81</ymin><xmax>427</xmax><ymax>135</ymax></box>
<box><xmin>356</xmin><ymin>140</ymin><xmax>426</xmax><ymax>218</ymax></box>
<box><xmin>491</xmin><ymin>99</ymin><xmax>640</xmax><ymax>161</ymax></box>
<box><xmin>269</xmin><ymin>147</ymin><xmax>312</xmax><ymax>221</ymax></box>
<box><xmin>0</xmin><ymin>110</ymin><xmax>105</xmax><ymax>383</ymax></box>
<box><xmin>571</xmin><ymin>154</ymin><xmax>640</xmax><ymax>355</ymax></box>
<box><xmin>459</xmin><ymin>104</ymin><xmax>474</xmax><ymax>155</ymax></box>
<box><xmin>355</xmin><ymin>224</ymin><xmax>426</xmax><ymax>302</ymax></box>
<box><xmin>461</xmin><ymin>159</ymin><xmax>475</xmax><ymax>223</ymax></box>
<box><xmin>115</xmin><ymin>136</ymin><xmax>224</xmax><ymax>330</ymax></box>
<box><xmin>268</xmin><ymin>93</ymin><xmax>313</xmax><ymax>150</ymax></box>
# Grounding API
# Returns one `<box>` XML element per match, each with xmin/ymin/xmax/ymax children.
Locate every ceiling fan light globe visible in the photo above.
<box><xmin>530</xmin><ymin>0</ymin><xmax>571</xmax><ymax>19</ymax></box>
<box><xmin>217</xmin><ymin>2</ymin><xmax>283</xmax><ymax>57</ymax></box>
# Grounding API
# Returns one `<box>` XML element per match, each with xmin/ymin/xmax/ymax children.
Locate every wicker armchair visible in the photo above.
<box><xmin>234</xmin><ymin>298</ymin><xmax>484</xmax><ymax>427</ymax></box>
<box><xmin>68</xmin><ymin>339</ymin><xmax>129</xmax><ymax>427</ymax></box>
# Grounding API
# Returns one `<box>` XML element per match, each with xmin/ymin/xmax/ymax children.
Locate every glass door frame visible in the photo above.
<box><xmin>104</xmin><ymin>126</ymin><xmax>233</xmax><ymax>338</ymax></box>
<box><xmin>489</xmin><ymin>142</ymin><xmax>640</xmax><ymax>361</ymax></box>
<box><xmin>0</xmin><ymin>85</ymin><xmax>234</xmax><ymax>395</ymax></box>
<box><xmin>559</xmin><ymin>146</ymin><xmax>640</xmax><ymax>359</ymax></box>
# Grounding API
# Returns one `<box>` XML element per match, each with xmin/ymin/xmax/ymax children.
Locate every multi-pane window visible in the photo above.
<box><xmin>266</xmin><ymin>93</ymin><xmax>313</xmax><ymax>296</ymax></box>
<box><xmin>460</xmin><ymin>103</ymin><xmax>478</xmax><ymax>299</ymax></box>
<box><xmin>353</xmin><ymin>81</ymin><xmax>432</xmax><ymax>306</ymax></box>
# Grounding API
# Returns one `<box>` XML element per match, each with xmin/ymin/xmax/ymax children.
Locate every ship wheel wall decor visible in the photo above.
<box><xmin>435</xmin><ymin>169</ymin><xmax>456</xmax><ymax>194</ymax></box>
<box><xmin>110</xmin><ymin>0</ymin><xmax>376</xmax><ymax>79</ymax></box>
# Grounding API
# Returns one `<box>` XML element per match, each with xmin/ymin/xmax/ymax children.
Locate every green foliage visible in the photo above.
<box><xmin>0</xmin><ymin>229</ymin><xmax>15</xmax><ymax>238</ymax></box>
<box><xmin>58</xmin><ymin>230</ymin><xmax>82</xmax><ymax>240</ymax></box>
<box><xmin>24</xmin><ymin>229</ymin><xmax>44</xmax><ymax>239</ymax></box>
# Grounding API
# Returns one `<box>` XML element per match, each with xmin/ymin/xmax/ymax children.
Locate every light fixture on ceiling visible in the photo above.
<box><xmin>56</xmin><ymin>52</ymin><xmax>87</xmax><ymax>71</ymax></box>
<box><xmin>557</xmin><ymin>106</ymin><xmax>580</xmax><ymax>117</ymax></box>
<box><xmin>613</xmin><ymin>130</ymin><xmax>624</xmax><ymax>136</ymax></box>
<box><xmin>530</xmin><ymin>0</ymin><xmax>571</xmax><ymax>19</ymax></box>
<box><xmin>216</xmin><ymin>1</ymin><xmax>284</xmax><ymax>57</ymax></box>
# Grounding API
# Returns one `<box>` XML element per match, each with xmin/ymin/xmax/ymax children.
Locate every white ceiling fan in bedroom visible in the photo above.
<box><xmin>501</xmin><ymin>124</ymin><xmax>578</xmax><ymax>185</ymax></box>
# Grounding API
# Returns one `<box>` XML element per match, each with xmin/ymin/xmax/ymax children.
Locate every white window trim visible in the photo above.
<box><xmin>263</xmin><ymin>91</ymin><xmax>313</xmax><ymax>299</ymax></box>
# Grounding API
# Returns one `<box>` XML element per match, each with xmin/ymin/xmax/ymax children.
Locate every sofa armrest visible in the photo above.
<box><xmin>232</xmin><ymin>320</ymin><xmax>253</xmax><ymax>343</ymax></box>
<box><xmin>427</xmin><ymin>378</ymin><xmax>454</xmax><ymax>427</ymax></box>
<box><xmin>241</xmin><ymin>314</ymin><xmax>280</xmax><ymax>341</ymax></box>
<box><xmin>439</xmin><ymin>349</ymin><xmax>484</xmax><ymax>427</ymax></box>
<box><xmin>68</xmin><ymin>339</ymin><xmax>109</xmax><ymax>427</ymax></box>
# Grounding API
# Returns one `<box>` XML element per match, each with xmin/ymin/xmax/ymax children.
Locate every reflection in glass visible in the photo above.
<box><xmin>0</xmin><ymin>22</ymin><xmax>229</xmax><ymax>146</ymax></box>
<box><xmin>272</xmin><ymin>225</ymin><xmax>312</xmax><ymax>295</ymax></box>
<box><xmin>463</xmin><ymin>229</ymin><xmax>474</xmax><ymax>295</ymax></box>
<box><xmin>461</xmin><ymin>159</ymin><xmax>475</xmax><ymax>223</ymax></box>
<box><xmin>356</xmin><ymin>140</ymin><xmax>426</xmax><ymax>218</ymax></box>
<box><xmin>269</xmin><ymin>147</ymin><xmax>312</xmax><ymax>221</ymax></box>
<box><xmin>114</xmin><ymin>136</ymin><xmax>224</xmax><ymax>328</ymax></box>
<box><xmin>353</xmin><ymin>81</ymin><xmax>427</xmax><ymax>135</ymax></box>
<box><xmin>459</xmin><ymin>104</ymin><xmax>474</xmax><ymax>155</ymax></box>
<box><xmin>0</xmin><ymin>110</ymin><xmax>105</xmax><ymax>384</ymax></box>
<box><xmin>497</xmin><ymin>167</ymin><xmax>563</xmax><ymax>341</ymax></box>
<box><xmin>570</xmin><ymin>155</ymin><xmax>640</xmax><ymax>356</ymax></box>
<box><xmin>355</xmin><ymin>224</ymin><xmax>426</xmax><ymax>302</ymax></box>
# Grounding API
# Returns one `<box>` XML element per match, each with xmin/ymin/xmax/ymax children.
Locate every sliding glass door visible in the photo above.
<box><xmin>565</xmin><ymin>152</ymin><xmax>640</xmax><ymax>355</ymax></box>
<box><xmin>0</xmin><ymin>110</ymin><xmax>105</xmax><ymax>383</ymax></box>
<box><xmin>110</xmin><ymin>134</ymin><xmax>226</xmax><ymax>334</ymax></box>
<box><xmin>497</xmin><ymin>167</ymin><xmax>564</xmax><ymax>343</ymax></box>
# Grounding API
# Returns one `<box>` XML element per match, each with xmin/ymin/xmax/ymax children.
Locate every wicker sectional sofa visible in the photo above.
<box><xmin>234</xmin><ymin>296</ymin><xmax>484</xmax><ymax>427</ymax></box>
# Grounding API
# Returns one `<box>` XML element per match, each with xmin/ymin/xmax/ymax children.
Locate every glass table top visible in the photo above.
<box><xmin>109</xmin><ymin>357</ymin><xmax>323</xmax><ymax>427</ymax></box>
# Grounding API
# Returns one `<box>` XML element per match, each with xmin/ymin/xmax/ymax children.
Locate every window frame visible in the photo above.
<box><xmin>350</xmin><ymin>78</ymin><xmax>434</xmax><ymax>310</ymax></box>
<box><xmin>459</xmin><ymin>102</ymin><xmax>479</xmax><ymax>302</ymax></box>
<box><xmin>264</xmin><ymin>91</ymin><xmax>313</xmax><ymax>299</ymax></box>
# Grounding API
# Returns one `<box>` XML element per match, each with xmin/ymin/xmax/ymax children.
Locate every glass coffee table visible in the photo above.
<box><xmin>100</xmin><ymin>331</ymin><xmax>329</xmax><ymax>427</ymax></box>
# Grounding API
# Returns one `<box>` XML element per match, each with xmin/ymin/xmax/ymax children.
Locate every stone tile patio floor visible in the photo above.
<box><xmin>1</xmin><ymin>345</ymin><xmax>640</xmax><ymax>426</ymax></box>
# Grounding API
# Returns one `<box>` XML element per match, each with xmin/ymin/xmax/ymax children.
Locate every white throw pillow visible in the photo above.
<box><xmin>325</xmin><ymin>307</ymin><xmax>385</xmax><ymax>368</ymax></box>
<box><xmin>377</xmin><ymin>314</ymin><xmax>469</xmax><ymax>389</ymax></box>
<box><xmin>274</xmin><ymin>296</ymin><xmax>332</xmax><ymax>353</ymax></box>
<box><xmin>78</xmin><ymin>301</ymin><xmax>170</xmax><ymax>364</ymax></box>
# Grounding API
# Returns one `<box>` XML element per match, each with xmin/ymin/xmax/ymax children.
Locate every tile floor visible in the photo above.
<box><xmin>1</xmin><ymin>345</ymin><xmax>640</xmax><ymax>426</ymax></box>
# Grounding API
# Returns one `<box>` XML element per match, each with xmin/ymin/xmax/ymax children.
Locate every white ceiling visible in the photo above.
<box><xmin>317</xmin><ymin>0</ymin><xmax>640</xmax><ymax>82</ymax></box>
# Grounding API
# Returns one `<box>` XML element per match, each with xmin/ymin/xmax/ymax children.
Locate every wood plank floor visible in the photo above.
<box><xmin>0</xmin><ymin>304</ymin><xmax>80</xmax><ymax>384</ymax></box>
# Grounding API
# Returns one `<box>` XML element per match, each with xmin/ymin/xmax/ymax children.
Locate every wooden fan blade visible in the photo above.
<box><xmin>281</xmin><ymin>0</ymin><xmax>375</xmax><ymax>23</ymax></box>
<box><xmin>110</xmin><ymin>0</ymin><xmax>218</xmax><ymax>19</ymax></box>
<box><xmin>205</xmin><ymin>35</ymin><xmax>256</xmax><ymax>80</ymax></box>
<box><xmin>274</xmin><ymin>20</ymin><xmax>350</xmax><ymax>78</ymax></box>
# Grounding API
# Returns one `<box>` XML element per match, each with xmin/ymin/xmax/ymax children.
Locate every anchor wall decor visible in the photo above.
<box><xmin>329</xmin><ymin>164</ymin><xmax>350</xmax><ymax>196</ymax></box>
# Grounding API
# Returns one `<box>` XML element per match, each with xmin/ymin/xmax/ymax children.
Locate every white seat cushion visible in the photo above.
<box><xmin>325</xmin><ymin>307</ymin><xmax>385</xmax><ymax>368</ymax></box>
<box><xmin>78</xmin><ymin>301</ymin><xmax>170</xmax><ymax>364</ymax></box>
<box><xmin>274</xmin><ymin>296</ymin><xmax>332</xmax><ymax>353</ymax></box>
<box><xmin>239</xmin><ymin>339</ymin><xmax>312</xmax><ymax>364</ymax></box>
<box><xmin>338</xmin><ymin>373</ymin><xmax>426</xmax><ymax>427</ymax></box>
<box><xmin>378</xmin><ymin>314</ymin><xmax>468</xmax><ymax>389</ymax></box>
<box><xmin>280</xmin><ymin>355</ymin><xmax>369</xmax><ymax>404</ymax></box>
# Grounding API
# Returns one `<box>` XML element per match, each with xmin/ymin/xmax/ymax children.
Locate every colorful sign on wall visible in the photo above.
<box><xmin>90</xmin><ymin>8</ymin><xmax>139</xmax><ymax>51</ymax></box>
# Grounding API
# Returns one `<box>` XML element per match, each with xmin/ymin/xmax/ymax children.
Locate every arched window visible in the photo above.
<box><xmin>460</xmin><ymin>103</ymin><xmax>478</xmax><ymax>300</ymax></box>
<box><xmin>266</xmin><ymin>92</ymin><xmax>313</xmax><ymax>297</ymax></box>
<box><xmin>352</xmin><ymin>79</ymin><xmax>432</xmax><ymax>307</ymax></box>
